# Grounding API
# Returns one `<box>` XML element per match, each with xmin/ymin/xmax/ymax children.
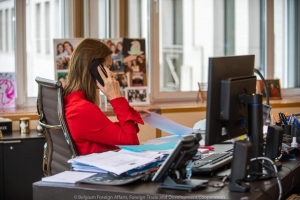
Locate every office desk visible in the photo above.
<box><xmin>33</xmin><ymin>144</ymin><xmax>300</xmax><ymax>200</ymax></box>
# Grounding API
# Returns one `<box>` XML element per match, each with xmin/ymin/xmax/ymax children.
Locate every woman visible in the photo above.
<box><xmin>63</xmin><ymin>38</ymin><xmax>150</xmax><ymax>155</ymax></box>
<box><xmin>63</xmin><ymin>41</ymin><xmax>74</xmax><ymax>56</ymax></box>
<box><xmin>58</xmin><ymin>75</ymin><xmax>67</xmax><ymax>88</ymax></box>
<box><xmin>56</xmin><ymin>43</ymin><xmax>65</xmax><ymax>56</ymax></box>
<box><xmin>117</xmin><ymin>42</ymin><xmax>123</xmax><ymax>56</ymax></box>
<box><xmin>56</xmin><ymin>43</ymin><xmax>66</xmax><ymax>69</ymax></box>
<box><xmin>269</xmin><ymin>83</ymin><xmax>280</xmax><ymax>97</ymax></box>
<box><xmin>131</xmin><ymin>59</ymin><xmax>140</xmax><ymax>72</ymax></box>
<box><xmin>118</xmin><ymin>73</ymin><xmax>128</xmax><ymax>88</ymax></box>
<box><xmin>136</xmin><ymin>55</ymin><xmax>146</xmax><ymax>73</ymax></box>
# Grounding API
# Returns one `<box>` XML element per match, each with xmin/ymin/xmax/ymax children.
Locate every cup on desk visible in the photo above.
<box><xmin>282</xmin><ymin>125</ymin><xmax>292</xmax><ymax>136</ymax></box>
<box><xmin>292</xmin><ymin>126</ymin><xmax>300</xmax><ymax>137</ymax></box>
<box><xmin>19</xmin><ymin>117</ymin><xmax>30</xmax><ymax>134</ymax></box>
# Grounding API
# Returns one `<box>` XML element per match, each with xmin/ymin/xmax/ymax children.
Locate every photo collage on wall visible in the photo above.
<box><xmin>53</xmin><ymin>38</ymin><xmax>84</xmax><ymax>88</ymax></box>
<box><xmin>53</xmin><ymin>38</ymin><xmax>149</xmax><ymax>105</ymax></box>
<box><xmin>102</xmin><ymin>38</ymin><xmax>149</xmax><ymax>105</ymax></box>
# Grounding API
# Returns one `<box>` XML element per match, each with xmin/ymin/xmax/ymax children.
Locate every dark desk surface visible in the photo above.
<box><xmin>0</xmin><ymin>131</ymin><xmax>44</xmax><ymax>141</ymax></box>
<box><xmin>33</xmin><ymin>144</ymin><xmax>300</xmax><ymax>200</ymax></box>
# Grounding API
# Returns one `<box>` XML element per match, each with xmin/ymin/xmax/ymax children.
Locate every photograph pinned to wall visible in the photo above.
<box><xmin>57</xmin><ymin>72</ymin><xmax>68</xmax><ymax>88</ymax></box>
<box><xmin>115</xmin><ymin>72</ymin><xmax>129</xmax><ymax>89</ymax></box>
<box><xmin>132</xmin><ymin>72</ymin><xmax>144</xmax><ymax>86</ymax></box>
<box><xmin>125</xmin><ymin>86</ymin><xmax>149</xmax><ymax>106</ymax></box>
<box><xmin>102</xmin><ymin>38</ymin><xmax>125</xmax><ymax>73</ymax></box>
<box><xmin>111</xmin><ymin>59</ymin><xmax>124</xmax><ymax>71</ymax></box>
<box><xmin>0</xmin><ymin>72</ymin><xmax>16</xmax><ymax>108</ymax></box>
<box><xmin>53</xmin><ymin>38</ymin><xmax>84</xmax><ymax>74</ymax></box>
<box><xmin>256</xmin><ymin>79</ymin><xmax>282</xmax><ymax>100</ymax></box>
<box><xmin>122</xmin><ymin>38</ymin><xmax>147</xmax><ymax>86</ymax></box>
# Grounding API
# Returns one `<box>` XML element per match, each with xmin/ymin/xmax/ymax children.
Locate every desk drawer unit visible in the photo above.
<box><xmin>0</xmin><ymin>136</ymin><xmax>44</xmax><ymax>200</ymax></box>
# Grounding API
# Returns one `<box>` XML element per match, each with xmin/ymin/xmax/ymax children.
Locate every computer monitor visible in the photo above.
<box><xmin>205</xmin><ymin>55</ymin><xmax>264</xmax><ymax>177</ymax></box>
<box><xmin>152</xmin><ymin>132</ymin><xmax>208</xmax><ymax>191</ymax></box>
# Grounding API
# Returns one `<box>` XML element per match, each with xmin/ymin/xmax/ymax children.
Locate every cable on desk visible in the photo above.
<box><xmin>257</xmin><ymin>159</ymin><xmax>277</xmax><ymax>176</ymax></box>
<box><xmin>246</xmin><ymin>157</ymin><xmax>277</xmax><ymax>180</ymax></box>
<box><xmin>206</xmin><ymin>175</ymin><xmax>229</xmax><ymax>189</ymax></box>
<box><xmin>276</xmin><ymin>153</ymin><xmax>284</xmax><ymax>161</ymax></box>
<box><xmin>246</xmin><ymin>158</ymin><xmax>276</xmax><ymax>181</ymax></box>
<box><xmin>250</xmin><ymin>157</ymin><xmax>282</xmax><ymax>200</ymax></box>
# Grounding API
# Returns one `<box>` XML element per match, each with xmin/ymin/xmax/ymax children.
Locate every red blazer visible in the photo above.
<box><xmin>64</xmin><ymin>91</ymin><xmax>143</xmax><ymax>155</ymax></box>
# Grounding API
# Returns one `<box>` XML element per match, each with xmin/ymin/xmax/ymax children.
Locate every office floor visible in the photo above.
<box><xmin>287</xmin><ymin>194</ymin><xmax>300</xmax><ymax>200</ymax></box>
<box><xmin>286</xmin><ymin>185</ymin><xmax>300</xmax><ymax>200</ymax></box>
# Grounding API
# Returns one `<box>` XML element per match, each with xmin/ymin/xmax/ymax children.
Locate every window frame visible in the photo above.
<box><xmin>149</xmin><ymin>0</ymin><xmax>300</xmax><ymax>104</ymax></box>
<box><xmin>15</xmin><ymin>0</ymin><xmax>27</xmax><ymax>107</ymax></box>
<box><xmin>149</xmin><ymin>0</ymin><xmax>197</xmax><ymax>103</ymax></box>
<box><xmin>12</xmin><ymin>0</ymin><xmax>300</xmax><ymax>108</ymax></box>
<box><xmin>14</xmin><ymin>0</ymin><xmax>72</xmax><ymax>107</ymax></box>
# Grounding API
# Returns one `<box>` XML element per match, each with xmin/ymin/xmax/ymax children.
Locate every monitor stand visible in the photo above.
<box><xmin>157</xmin><ymin>176</ymin><xmax>208</xmax><ymax>192</ymax></box>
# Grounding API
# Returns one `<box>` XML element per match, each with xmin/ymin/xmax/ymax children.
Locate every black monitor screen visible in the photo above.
<box><xmin>205</xmin><ymin>55</ymin><xmax>256</xmax><ymax>145</ymax></box>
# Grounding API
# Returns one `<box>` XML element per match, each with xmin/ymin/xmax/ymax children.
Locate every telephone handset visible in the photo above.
<box><xmin>89</xmin><ymin>59</ymin><xmax>108</xmax><ymax>87</ymax></box>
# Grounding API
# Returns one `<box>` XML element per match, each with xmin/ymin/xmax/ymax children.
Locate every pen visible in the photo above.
<box><xmin>287</xmin><ymin>116</ymin><xmax>291</xmax><ymax>125</ymax></box>
<box><xmin>279</xmin><ymin>112</ymin><xmax>288</xmax><ymax>125</ymax></box>
<box><xmin>287</xmin><ymin>115</ymin><xmax>296</xmax><ymax>125</ymax></box>
<box><xmin>272</xmin><ymin>115</ymin><xmax>279</xmax><ymax>123</ymax></box>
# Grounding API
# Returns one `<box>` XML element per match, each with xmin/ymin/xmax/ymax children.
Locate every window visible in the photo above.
<box><xmin>85</xmin><ymin>0</ymin><xmax>110</xmax><ymax>39</ymax></box>
<box><xmin>0</xmin><ymin>0</ymin><xmax>14</xmax><ymax>72</ymax></box>
<box><xmin>274</xmin><ymin>0</ymin><xmax>300</xmax><ymax>89</ymax></box>
<box><xmin>1</xmin><ymin>0</ymin><xmax>299</xmax><ymax>109</ymax></box>
<box><xmin>35</xmin><ymin>3</ymin><xmax>41</xmax><ymax>54</ymax></box>
<box><xmin>26</xmin><ymin>0</ymin><xmax>67</xmax><ymax>99</ymax></box>
<box><xmin>85</xmin><ymin>0</ymin><xmax>147</xmax><ymax>38</ymax></box>
<box><xmin>149</xmin><ymin>0</ymin><xmax>300</xmax><ymax>102</ymax></box>
<box><xmin>0</xmin><ymin>10</ymin><xmax>2</xmax><ymax>51</ymax></box>
<box><xmin>3</xmin><ymin>0</ymin><xmax>70</xmax><ymax>107</ymax></box>
<box><xmin>45</xmin><ymin>2</ymin><xmax>50</xmax><ymax>55</ymax></box>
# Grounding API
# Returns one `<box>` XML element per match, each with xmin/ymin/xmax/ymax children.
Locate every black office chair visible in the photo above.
<box><xmin>35</xmin><ymin>77</ymin><xmax>78</xmax><ymax>176</ymax></box>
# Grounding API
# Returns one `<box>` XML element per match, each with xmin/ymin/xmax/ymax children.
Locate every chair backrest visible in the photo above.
<box><xmin>35</xmin><ymin>77</ymin><xmax>78</xmax><ymax>176</ymax></box>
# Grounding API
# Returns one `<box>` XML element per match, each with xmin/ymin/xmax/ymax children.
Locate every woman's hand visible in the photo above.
<box><xmin>96</xmin><ymin>66</ymin><xmax>121</xmax><ymax>100</ymax></box>
<box><xmin>134</xmin><ymin>107</ymin><xmax>151</xmax><ymax>118</ymax></box>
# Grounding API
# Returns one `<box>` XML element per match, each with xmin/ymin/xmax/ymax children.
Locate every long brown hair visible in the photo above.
<box><xmin>63</xmin><ymin>38</ymin><xmax>112</xmax><ymax>105</ymax></box>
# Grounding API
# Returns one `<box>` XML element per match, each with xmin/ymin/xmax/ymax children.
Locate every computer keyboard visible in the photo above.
<box><xmin>192</xmin><ymin>152</ymin><xmax>233</xmax><ymax>175</ymax></box>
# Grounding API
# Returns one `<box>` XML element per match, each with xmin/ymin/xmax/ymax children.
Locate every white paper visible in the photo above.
<box><xmin>69</xmin><ymin>151</ymin><xmax>155</xmax><ymax>175</ymax></box>
<box><xmin>143</xmin><ymin>112</ymin><xmax>196</xmax><ymax>135</ymax></box>
<box><xmin>263</xmin><ymin>125</ymin><xmax>268</xmax><ymax>133</ymax></box>
<box><xmin>117</xmin><ymin>150</ymin><xmax>163</xmax><ymax>160</ymax></box>
<box><xmin>193</xmin><ymin>119</ymin><xmax>206</xmax><ymax>130</ymax></box>
<box><xmin>41</xmin><ymin>171</ymin><xmax>96</xmax><ymax>184</ymax></box>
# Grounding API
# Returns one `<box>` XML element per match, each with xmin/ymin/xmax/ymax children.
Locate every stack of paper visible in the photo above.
<box><xmin>42</xmin><ymin>171</ymin><xmax>96</xmax><ymax>184</ymax></box>
<box><xmin>68</xmin><ymin>151</ymin><xmax>161</xmax><ymax>175</ymax></box>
